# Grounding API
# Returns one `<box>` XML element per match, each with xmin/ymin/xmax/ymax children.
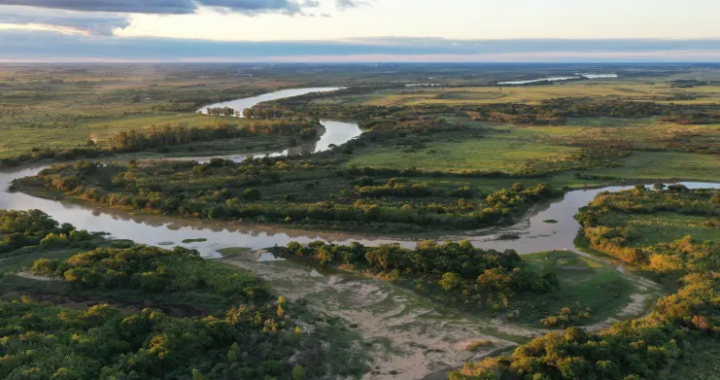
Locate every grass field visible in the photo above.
<box><xmin>515</xmin><ymin>250</ymin><xmax>638</xmax><ymax>326</ymax></box>
<box><xmin>316</xmin><ymin>80</ymin><xmax>720</xmax><ymax>106</ymax></box>
<box><xmin>347</xmin><ymin>123</ymin><xmax>580</xmax><ymax>174</ymax></box>
<box><xmin>0</xmin><ymin>65</ymin><xmax>330</xmax><ymax>158</ymax></box>
<box><xmin>598</xmin><ymin>211</ymin><xmax>720</xmax><ymax>247</ymax></box>
<box><xmin>583</xmin><ymin>151</ymin><xmax>720</xmax><ymax>181</ymax></box>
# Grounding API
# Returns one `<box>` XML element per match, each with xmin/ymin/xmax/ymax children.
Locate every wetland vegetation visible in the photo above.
<box><xmin>3</xmin><ymin>63</ymin><xmax>720</xmax><ymax>380</ymax></box>
<box><xmin>0</xmin><ymin>211</ymin><xmax>367</xmax><ymax>380</ymax></box>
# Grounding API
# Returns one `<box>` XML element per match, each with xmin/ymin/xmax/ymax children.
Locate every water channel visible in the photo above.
<box><xmin>2</xmin><ymin>88</ymin><xmax>719</xmax><ymax>258</ymax></box>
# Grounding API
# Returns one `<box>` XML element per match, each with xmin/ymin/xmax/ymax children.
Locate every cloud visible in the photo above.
<box><xmin>0</xmin><ymin>7</ymin><xmax>130</xmax><ymax>35</ymax></box>
<box><xmin>0</xmin><ymin>0</ymin><xmax>304</xmax><ymax>15</ymax></box>
<box><xmin>336</xmin><ymin>0</ymin><xmax>370</xmax><ymax>11</ymax></box>
<box><xmin>3</xmin><ymin>31</ymin><xmax>720</xmax><ymax>62</ymax></box>
<box><xmin>301</xmin><ymin>0</ymin><xmax>321</xmax><ymax>7</ymax></box>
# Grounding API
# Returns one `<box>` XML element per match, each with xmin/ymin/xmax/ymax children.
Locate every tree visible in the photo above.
<box><xmin>712</xmin><ymin>193</ymin><xmax>720</xmax><ymax>204</ymax></box>
<box><xmin>277</xmin><ymin>296</ymin><xmax>286</xmax><ymax>317</ymax></box>
<box><xmin>439</xmin><ymin>272</ymin><xmax>463</xmax><ymax>292</ymax></box>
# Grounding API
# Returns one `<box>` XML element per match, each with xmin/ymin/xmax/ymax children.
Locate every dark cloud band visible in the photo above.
<box><xmin>0</xmin><ymin>7</ymin><xmax>130</xmax><ymax>35</ymax></box>
<box><xmin>3</xmin><ymin>31</ymin><xmax>720</xmax><ymax>62</ymax></box>
<box><xmin>0</xmin><ymin>0</ymin><xmax>301</xmax><ymax>14</ymax></box>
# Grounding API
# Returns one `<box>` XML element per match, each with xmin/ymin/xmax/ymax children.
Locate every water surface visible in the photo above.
<box><xmin>2</xmin><ymin>88</ymin><xmax>717</xmax><ymax>260</ymax></box>
<box><xmin>499</xmin><ymin>73</ymin><xmax>618</xmax><ymax>85</ymax></box>
<box><xmin>197</xmin><ymin>87</ymin><xmax>340</xmax><ymax>116</ymax></box>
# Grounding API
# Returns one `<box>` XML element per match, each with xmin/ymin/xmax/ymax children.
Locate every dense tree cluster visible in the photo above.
<box><xmin>33</xmin><ymin>244</ymin><xmax>265</xmax><ymax>300</ymax></box>
<box><xmin>0</xmin><ymin>209</ymin><xmax>364</xmax><ymax>380</ymax></box>
<box><xmin>0</xmin><ymin>209</ymin><xmax>93</xmax><ymax>253</ymax></box>
<box><xmin>107</xmin><ymin>120</ymin><xmax>319</xmax><ymax>152</ymax></box>
<box><xmin>660</xmin><ymin>111</ymin><xmax>720</xmax><ymax>125</ymax></box>
<box><xmin>19</xmin><ymin>160</ymin><xmax>563</xmax><ymax>232</ymax></box>
<box><xmin>0</xmin><ymin>118</ymin><xmax>319</xmax><ymax>169</ymax></box>
<box><xmin>281</xmin><ymin>240</ymin><xmax>558</xmax><ymax>310</ymax></box>
<box><xmin>576</xmin><ymin>187</ymin><xmax>720</xmax><ymax>270</ymax></box>
<box><xmin>450</xmin><ymin>187</ymin><xmax>720</xmax><ymax>380</ymax></box>
<box><xmin>0</xmin><ymin>295</ymin><xmax>339</xmax><ymax>380</ymax></box>
<box><xmin>270</xmin><ymin>93</ymin><xmax>670</xmax><ymax>128</ymax></box>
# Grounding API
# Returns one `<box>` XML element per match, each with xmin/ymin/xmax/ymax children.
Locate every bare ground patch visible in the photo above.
<box><xmin>221</xmin><ymin>249</ymin><xmax>517</xmax><ymax>380</ymax></box>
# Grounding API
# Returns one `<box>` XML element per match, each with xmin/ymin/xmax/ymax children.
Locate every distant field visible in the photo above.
<box><xmin>345</xmin><ymin>115</ymin><xmax>720</xmax><ymax>182</ymax></box>
<box><xmin>316</xmin><ymin>80</ymin><xmax>720</xmax><ymax>106</ymax></box>
<box><xmin>0</xmin><ymin>113</ymin><xmax>224</xmax><ymax>157</ymax></box>
<box><xmin>0</xmin><ymin>65</ymin><xmax>325</xmax><ymax>158</ymax></box>
<box><xmin>583</xmin><ymin>151</ymin><xmax>720</xmax><ymax>181</ymax></box>
<box><xmin>347</xmin><ymin>124</ymin><xmax>579</xmax><ymax>174</ymax></box>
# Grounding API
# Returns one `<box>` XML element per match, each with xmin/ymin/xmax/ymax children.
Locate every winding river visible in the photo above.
<box><xmin>1</xmin><ymin>87</ymin><xmax>719</xmax><ymax>260</ymax></box>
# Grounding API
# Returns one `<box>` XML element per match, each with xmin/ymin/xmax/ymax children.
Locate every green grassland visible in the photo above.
<box><xmin>345</xmin><ymin>115</ymin><xmax>720</xmax><ymax>183</ymax></box>
<box><xmin>581</xmin><ymin>151</ymin><xmax>720</xmax><ymax>181</ymax></box>
<box><xmin>0</xmin><ymin>64</ymin><xmax>345</xmax><ymax>158</ymax></box>
<box><xmin>515</xmin><ymin>250</ymin><xmax>637</xmax><ymax>326</ymax></box>
<box><xmin>320</xmin><ymin>80</ymin><xmax>720</xmax><ymax>106</ymax></box>
<box><xmin>597</xmin><ymin>211</ymin><xmax>720</xmax><ymax>247</ymax></box>
<box><xmin>347</xmin><ymin>122</ymin><xmax>580</xmax><ymax>174</ymax></box>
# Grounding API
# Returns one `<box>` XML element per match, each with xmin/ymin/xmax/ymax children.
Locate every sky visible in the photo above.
<box><xmin>1</xmin><ymin>0</ymin><xmax>720</xmax><ymax>62</ymax></box>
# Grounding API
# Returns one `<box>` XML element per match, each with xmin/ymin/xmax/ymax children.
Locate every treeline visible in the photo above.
<box><xmin>0</xmin><ymin>299</ymin><xmax>329</xmax><ymax>380</ymax></box>
<box><xmin>107</xmin><ymin>120</ymin><xmax>319</xmax><ymax>152</ymax></box>
<box><xmin>0</xmin><ymin>119</ymin><xmax>319</xmax><ymax>168</ymax></box>
<box><xmin>450</xmin><ymin>188</ymin><xmax>720</xmax><ymax>380</ymax></box>
<box><xmin>0</xmin><ymin>209</ymin><xmax>95</xmax><ymax>254</ymax></box>
<box><xmin>33</xmin><ymin>244</ymin><xmax>265</xmax><ymax>300</ymax></box>
<box><xmin>265</xmin><ymin>85</ymin><xmax>402</xmax><ymax>108</ymax></box>
<box><xmin>576</xmin><ymin>186</ymin><xmax>720</xmax><ymax>271</ymax></box>
<box><xmin>0</xmin><ymin>210</ymin><xmax>365</xmax><ymax>380</ymax></box>
<box><xmin>281</xmin><ymin>240</ymin><xmax>559</xmax><ymax>310</ymax></box>
<box><xmin>660</xmin><ymin>111</ymin><xmax>720</xmax><ymax>125</ymax></box>
<box><xmin>206</xmin><ymin>106</ymin><xmax>294</xmax><ymax>120</ymax></box>
<box><xmin>20</xmin><ymin>160</ymin><xmax>563</xmax><ymax>231</ymax></box>
<box><xmin>269</xmin><ymin>90</ymin><xmax>672</xmax><ymax>128</ymax></box>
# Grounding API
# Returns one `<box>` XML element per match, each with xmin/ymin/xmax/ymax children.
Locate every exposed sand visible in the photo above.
<box><xmin>15</xmin><ymin>271</ymin><xmax>55</xmax><ymax>282</ymax></box>
<box><xmin>221</xmin><ymin>248</ymin><xmax>661</xmax><ymax>380</ymax></box>
<box><xmin>619</xmin><ymin>293</ymin><xmax>651</xmax><ymax>317</ymax></box>
<box><xmin>222</xmin><ymin>249</ymin><xmax>516</xmax><ymax>380</ymax></box>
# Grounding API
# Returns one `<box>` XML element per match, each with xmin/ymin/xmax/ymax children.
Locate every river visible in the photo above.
<box><xmin>1</xmin><ymin>87</ymin><xmax>719</xmax><ymax>259</ymax></box>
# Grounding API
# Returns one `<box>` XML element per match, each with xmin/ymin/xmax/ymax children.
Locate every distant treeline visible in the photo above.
<box><xmin>660</xmin><ymin>111</ymin><xmax>720</xmax><ymax>125</ymax></box>
<box><xmin>107</xmin><ymin>120</ymin><xmax>319</xmax><ymax>152</ymax></box>
<box><xmin>267</xmin><ymin>93</ymin><xmax>672</xmax><ymax>127</ymax></box>
<box><xmin>0</xmin><ymin>119</ymin><xmax>320</xmax><ymax>168</ymax></box>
